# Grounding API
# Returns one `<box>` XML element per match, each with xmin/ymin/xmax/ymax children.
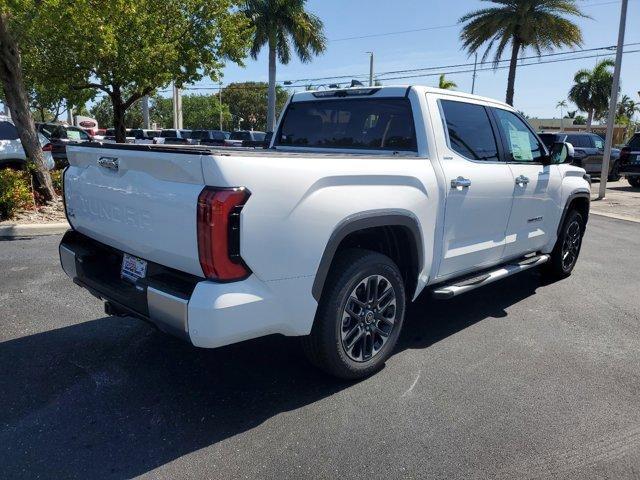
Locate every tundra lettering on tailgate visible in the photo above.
<box><xmin>75</xmin><ymin>195</ymin><xmax>152</xmax><ymax>230</ymax></box>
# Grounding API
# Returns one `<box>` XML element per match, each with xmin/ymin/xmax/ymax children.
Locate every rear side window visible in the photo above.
<box><xmin>566</xmin><ymin>134</ymin><xmax>592</xmax><ymax>148</ymax></box>
<box><xmin>0</xmin><ymin>121</ymin><xmax>19</xmax><ymax>140</ymax></box>
<box><xmin>440</xmin><ymin>100</ymin><xmax>499</xmax><ymax>161</ymax></box>
<box><xmin>276</xmin><ymin>98</ymin><xmax>417</xmax><ymax>151</ymax></box>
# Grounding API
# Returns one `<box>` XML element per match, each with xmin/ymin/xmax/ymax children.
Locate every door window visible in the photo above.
<box><xmin>591</xmin><ymin>134</ymin><xmax>604</xmax><ymax>149</ymax></box>
<box><xmin>439</xmin><ymin>100</ymin><xmax>499</xmax><ymax>161</ymax></box>
<box><xmin>565</xmin><ymin>134</ymin><xmax>592</xmax><ymax>148</ymax></box>
<box><xmin>493</xmin><ymin>108</ymin><xmax>543</xmax><ymax>162</ymax></box>
<box><xmin>0</xmin><ymin>121</ymin><xmax>19</xmax><ymax>140</ymax></box>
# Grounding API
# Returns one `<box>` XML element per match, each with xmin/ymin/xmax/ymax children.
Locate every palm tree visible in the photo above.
<box><xmin>568</xmin><ymin>59</ymin><xmax>614</xmax><ymax>131</ymax></box>
<box><xmin>438</xmin><ymin>74</ymin><xmax>457</xmax><ymax>90</ymax></box>
<box><xmin>242</xmin><ymin>0</ymin><xmax>326</xmax><ymax>132</ymax></box>
<box><xmin>556</xmin><ymin>100</ymin><xmax>568</xmax><ymax>130</ymax></box>
<box><xmin>459</xmin><ymin>0</ymin><xmax>587</xmax><ymax>106</ymax></box>
<box><xmin>617</xmin><ymin>94</ymin><xmax>638</xmax><ymax>121</ymax></box>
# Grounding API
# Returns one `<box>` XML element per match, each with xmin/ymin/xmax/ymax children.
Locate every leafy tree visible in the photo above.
<box><xmin>616</xmin><ymin>95</ymin><xmax>638</xmax><ymax>122</ymax></box>
<box><xmin>568</xmin><ymin>59</ymin><xmax>614</xmax><ymax>130</ymax></box>
<box><xmin>222</xmin><ymin>82</ymin><xmax>289</xmax><ymax>131</ymax></box>
<box><xmin>438</xmin><ymin>74</ymin><xmax>457</xmax><ymax>90</ymax></box>
<box><xmin>0</xmin><ymin>3</ymin><xmax>55</xmax><ymax>200</ymax></box>
<box><xmin>91</xmin><ymin>92</ymin><xmax>232</xmax><ymax>130</ymax></box>
<box><xmin>242</xmin><ymin>0</ymin><xmax>326</xmax><ymax>131</ymax></box>
<box><xmin>38</xmin><ymin>0</ymin><xmax>252</xmax><ymax>142</ymax></box>
<box><xmin>573</xmin><ymin>114</ymin><xmax>587</xmax><ymax>125</ymax></box>
<box><xmin>459</xmin><ymin>0</ymin><xmax>587</xmax><ymax>106</ymax></box>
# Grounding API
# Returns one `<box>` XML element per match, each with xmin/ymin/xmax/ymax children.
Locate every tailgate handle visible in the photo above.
<box><xmin>98</xmin><ymin>156</ymin><xmax>119</xmax><ymax>171</ymax></box>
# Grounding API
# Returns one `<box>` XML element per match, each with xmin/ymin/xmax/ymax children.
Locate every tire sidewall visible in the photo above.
<box><xmin>556</xmin><ymin>210</ymin><xmax>584</xmax><ymax>275</ymax></box>
<box><xmin>325</xmin><ymin>255</ymin><xmax>406</xmax><ymax>377</ymax></box>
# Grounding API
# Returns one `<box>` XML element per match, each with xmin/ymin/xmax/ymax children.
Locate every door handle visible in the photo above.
<box><xmin>515</xmin><ymin>175</ymin><xmax>530</xmax><ymax>186</ymax></box>
<box><xmin>451</xmin><ymin>176</ymin><xmax>472</xmax><ymax>189</ymax></box>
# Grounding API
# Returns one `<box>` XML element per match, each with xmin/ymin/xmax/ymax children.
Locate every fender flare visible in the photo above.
<box><xmin>311</xmin><ymin>210</ymin><xmax>424</xmax><ymax>301</ymax></box>
<box><xmin>557</xmin><ymin>191</ymin><xmax>590</xmax><ymax>235</ymax></box>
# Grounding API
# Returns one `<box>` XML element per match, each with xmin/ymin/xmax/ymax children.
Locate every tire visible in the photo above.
<box><xmin>546</xmin><ymin>210</ymin><xmax>585</xmax><ymax>279</ymax></box>
<box><xmin>302</xmin><ymin>249</ymin><xmax>406</xmax><ymax>379</ymax></box>
<box><xmin>608</xmin><ymin>161</ymin><xmax>621</xmax><ymax>182</ymax></box>
<box><xmin>628</xmin><ymin>177</ymin><xmax>640</xmax><ymax>188</ymax></box>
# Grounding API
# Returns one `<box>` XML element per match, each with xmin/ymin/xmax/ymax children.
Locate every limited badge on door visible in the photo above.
<box><xmin>121</xmin><ymin>253</ymin><xmax>147</xmax><ymax>283</ymax></box>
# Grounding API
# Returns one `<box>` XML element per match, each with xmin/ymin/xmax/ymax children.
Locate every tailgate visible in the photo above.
<box><xmin>64</xmin><ymin>144</ymin><xmax>209</xmax><ymax>277</ymax></box>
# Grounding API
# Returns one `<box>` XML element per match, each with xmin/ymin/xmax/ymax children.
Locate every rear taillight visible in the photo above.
<box><xmin>42</xmin><ymin>143</ymin><xmax>53</xmax><ymax>152</ymax></box>
<box><xmin>197</xmin><ymin>187</ymin><xmax>251</xmax><ymax>281</ymax></box>
<box><xmin>620</xmin><ymin>147</ymin><xmax>631</xmax><ymax>164</ymax></box>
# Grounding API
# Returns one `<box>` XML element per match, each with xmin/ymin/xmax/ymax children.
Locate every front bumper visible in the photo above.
<box><xmin>59</xmin><ymin>231</ymin><xmax>316</xmax><ymax>348</ymax></box>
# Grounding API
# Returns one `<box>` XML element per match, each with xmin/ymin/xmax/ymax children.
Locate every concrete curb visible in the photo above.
<box><xmin>0</xmin><ymin>222</ymin><xmax>69</xmax><ymax>238</ymax></box>
<box><xmin>591</xmin><ymin>211</ymin><xmax>640</xmax><ymax>224</ymax></box>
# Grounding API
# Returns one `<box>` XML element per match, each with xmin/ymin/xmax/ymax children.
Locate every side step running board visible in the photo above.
<box><xmin>432</xmin><ymin>254</ymin><xmax>550</xmax><ymax>299</ymax></box>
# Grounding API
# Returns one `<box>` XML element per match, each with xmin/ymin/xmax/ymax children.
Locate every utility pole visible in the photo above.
<box><xmin>599</xmin><ymin>0</ymin><xmax>627</xmax><ymax>200</ymax></box>
<box><xmin>471</xmin><ymin>52</ymin><xmax>478</xmax><ymax>94</ymax></box>
<box><xmin>142</xmin><ymin>95</ymin><xmax>150</xmax><ymax>129</ymax></box>
<box><xmin>67</xmin><ymin>100</ymin><xmax>74</xmax><ymax>126</ymax></box>
<box><xmin>367</xmin><ymin>52</ymin><xmax>374</xmax><ymax>86</ymax></box>
<box><xmin>219</xmin><ymin>82</ymin><xmax>223</xmax><ymax>131</ymax></box>
<box><xmin>172</xmin><ymin>83</ymin><xmax>183</xmax><ymax>130</ymax></box>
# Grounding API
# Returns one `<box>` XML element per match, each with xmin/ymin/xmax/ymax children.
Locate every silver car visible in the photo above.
<box><xmin>0</xmin><ymin>115</ymin><xmax>55</xmax><ymax>170</ymax></box>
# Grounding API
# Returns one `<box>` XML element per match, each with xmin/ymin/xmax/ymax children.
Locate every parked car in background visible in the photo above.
<box><xmin>102</xmin><ymin>129</ymin><xmax>136</xmax><ymax>144</ymax></box>
<box><xmin>1</xmin><ymin>116</ymin><xmax>55</xmax><ymax>170</ymax></box>
<box><xmin>538</xmin><ymin>132</ymin><xmax>621</xmax><ymax>180</ymax></box>
<box><xmin>129</xmin><ymin>129</ymin><xmax>161</xmax><ymax>145</ymax></box>
<box><xmin>36</xmin><ymin>122</ymin><xmax>92</xmax><ymax>168</ymax></box>
<box><xmin>190</xmin><ymin>130</ymin><xmax>230</xmax><ymax>146</ymax></box>
<box><xmin>619</xmin><ymin>132</ymin><xmax>640</xmax><ymax>188</ymax></box>
<box><xmin>153</xmin><ymin>129</ymin><xmax>193</xmax><ymax>145</ymax></box>
<box><xmin>225</xmin><ymin>130</ymin><xmax>266</xmax><ymax>147</ymax></box>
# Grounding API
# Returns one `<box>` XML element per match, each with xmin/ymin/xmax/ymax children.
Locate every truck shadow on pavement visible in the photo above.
<box><xmin>0</xmin><ymin>269</ymin><xmax>549</xmax><ymax>479</ymax></box>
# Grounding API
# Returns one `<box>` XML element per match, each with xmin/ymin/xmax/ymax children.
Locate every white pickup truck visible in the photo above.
<box><xmin>59</xmin><ymin>86</ymin><xmax>590</xmax><ymax>379</ymax></box>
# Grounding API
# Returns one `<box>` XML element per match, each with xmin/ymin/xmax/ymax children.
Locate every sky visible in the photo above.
<box><xmin>188</xmin><ymin>0</ymin><xmax>640</xmax><ymax>120</ymax></box>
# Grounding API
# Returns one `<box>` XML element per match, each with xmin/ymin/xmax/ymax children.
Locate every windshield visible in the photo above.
<box><xmin>161</xmin><ymin>130</ymin><xmax>177</xmax><ymax>138</ymax></box>
<box><xmin>190</xmin><ymin>130</ymin><xmax>209</xmax><ymax>140</ymax></box>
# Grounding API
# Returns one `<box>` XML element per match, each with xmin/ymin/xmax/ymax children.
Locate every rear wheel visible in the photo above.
<box><xmin>546</xmin><ymin>210</ymin><xmax>585</xmax><ymax>278</ymax></box>
<box><xmin>628</xmin><ymin>177</ymin><xmax>640</xmax><ymax>188</ymax></box>
<box><xmin>302</xmin><ymin>249</ymin><xmax>406</xmax><ymax>379</ymax></box>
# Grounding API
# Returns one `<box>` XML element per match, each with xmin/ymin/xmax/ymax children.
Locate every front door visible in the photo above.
<box><xmin>435</xmin><ymin>98</ymin><xmax>515</xmax><ymax>278</ymax></box>
<box><xmin>491</xmin><ymin>108</ymin><xmax>558</xmax><ymax>258</ymax></box>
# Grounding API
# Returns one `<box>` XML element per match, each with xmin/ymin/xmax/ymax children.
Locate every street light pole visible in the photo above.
<box><xmin>471</xmin><ymin>53</ymin><xmax>478</xmax><ymax>94</ymax></box>
<box><xmin>219</xmin><ymin>82</ymin><xmax>223</xmax><ymax>131</ymax></box>
<box><xmin>598</xmin><ymin>0</ymin><xmax>628</xmax><ymax>199</ymax></box>
<box><xmin>367</xmin><ymin>52</ymin><xmax>374</xmax><ymax>86</ymax></box>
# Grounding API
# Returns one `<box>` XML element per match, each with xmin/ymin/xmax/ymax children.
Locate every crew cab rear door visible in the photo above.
<box><xmin>490</xmin><ymin>107</ymin><xmax>559</xmax><ymax>259</ymax></box>
<box><xmin>433</xmin><ymin>97</ymin><xmax>514</xmax><ymax>278</ymax></box>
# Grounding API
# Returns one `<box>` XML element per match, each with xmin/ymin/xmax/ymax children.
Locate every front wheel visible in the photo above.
<box><xmin>302</xmin><ymin>249</ymin><xmax>406</xmax><ymax>379</ymax></box>
<box><xmin>546</xmin><ymin>210</ymin><xmax>585</xmax><ymax>279</ymax></box>
<box><xmin>608</xmin><ymin>161</ymin><xmax>621</xmax><ymax>182</ymax></box>
<box><xmin>628</xmin><ymin>177</ymin><xmax>640</xmax><ymax>188</ymax></box>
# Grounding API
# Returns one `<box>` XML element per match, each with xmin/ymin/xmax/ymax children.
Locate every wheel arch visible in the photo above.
<box><xmin>558</xmin><ymin>191</ymin><xmax>590</xmax><ymax>235</ymax></box>
<box><xmin>311</xmin><ymin>210</ymin><xmax>424</xmax><ymax>302</ymax></box>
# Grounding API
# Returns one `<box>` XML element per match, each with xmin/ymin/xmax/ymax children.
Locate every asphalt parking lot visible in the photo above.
<box><xmin>1</xmin><ymin>215</ymin><xmax>640</xmax><ymax>479</ymax></box>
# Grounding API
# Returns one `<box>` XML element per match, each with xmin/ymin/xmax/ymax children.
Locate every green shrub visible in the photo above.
<box><xmin>0</xmin><ymin>169</ymin><xmax>33</xmax><ymax>220</ymax></box>
<box><xmin>50</xmin><ymin>170</ymin><xmax>63</xmax><ymax>195</ymax></box>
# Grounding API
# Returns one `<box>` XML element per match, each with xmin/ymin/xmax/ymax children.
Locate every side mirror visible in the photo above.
<box><xmin>549</xmin><ymin>141</ymin><xmax>574</xmax><ymax>165</ymax></box>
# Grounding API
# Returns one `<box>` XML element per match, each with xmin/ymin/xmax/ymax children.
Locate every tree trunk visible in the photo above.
<box><xmin>266</xmin><ymin>38</ymin><xmax>277</xmax><ymax>132</ymax></box>
<box><xmin>0</xmin><ymin>13</ymin><xmax>55</xmax><ymax>201</ymax></box>
<box><xmin>586</xmin><ymin>109</ymin><xmax>593</xmax><ymax>132</ymax></box>
<box><xmin>505</xmin><ymin>38</ymin><xmax>521</xmax><ymax>106</ymax></box>
<box><xmin>111</xmin><ymin>85</ymin><xmax>127</xmax><ymax>143</ymax></box>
